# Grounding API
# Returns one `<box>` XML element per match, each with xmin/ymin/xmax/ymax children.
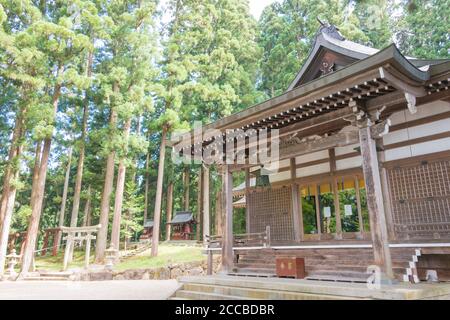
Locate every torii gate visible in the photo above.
<box><xmin>61</xmin><ymin>224</ymin><xmax>101</xmax><ymax>271</ymax></box>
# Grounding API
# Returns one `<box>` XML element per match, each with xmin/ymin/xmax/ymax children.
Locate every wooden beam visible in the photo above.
<box><xmin>359</xmin><ymin>125</ymin><xmax>394</xmax><ymax>278</ymax></box>
<box><xmin>177</xmin><ymin>69</ymin><xmax>381</xmax><ymax>145</ymax></box>
<box><xmin>290</xmin><ymin>158</ymin><xmax>302</xmax><ymax>241</ymax></box>
<box><xmin>379</xmin><ymin>67</ymin><xmax>427</xmax><ymax>97</ymax></box>
<box><xmin>279</xmin><ymin>130</ymin><xmax>359</xmax><ymax>162</ymax></box>
<box><xmin>245</xmin><ymin>168</ymin><xmax>250</xmax><ymax>233</ymax></box>
<box><xmin>366</xmin><ymin>86</ymin><xmax>450</xmax><ymax>112</ymax></box>
<box><xmin>221</xmin><ymin>166</ymin><xmax>233</xmax><ymax>273</ymax></box>
<box><xmin>202</xmin><ymin>165</ymin><xmax>210</xmax><ymax>245</ymax></box>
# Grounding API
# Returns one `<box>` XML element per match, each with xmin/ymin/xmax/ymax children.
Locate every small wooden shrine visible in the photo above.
<box><xmin>167</xmin><ymin>211</ymin><xmax>196</xmax><ymax>240</ymax></box>
<box><xmin>140</xmin><ymin>219</ymin><xmax>154</xmax><ymax>241</ymax></box>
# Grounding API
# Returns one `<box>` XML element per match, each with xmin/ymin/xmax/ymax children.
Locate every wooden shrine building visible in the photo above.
<box><xmin>167</xmin><ymin>211</ymin><xmax>196</xmax><ymax>240</ymax></box>
<box><xmin>140</xmin><ymin>219</ymin><xmax>154</xmax><ymax>241</ymax></box>
<box><xmin>172</xmin><ymin>24</ymin><xmax>450</xmax><ymax>283</ymax></box>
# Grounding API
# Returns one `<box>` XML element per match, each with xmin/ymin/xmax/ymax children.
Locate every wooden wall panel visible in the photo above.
<box><xmin>387</xmin><ymin>157</ymin><xmax>450</xmax><ymax>240</ymax></box>
<box><xmin>248</xmin><ymin>187</ymin><xmax>294</xmax><ymax>241</ymax></box>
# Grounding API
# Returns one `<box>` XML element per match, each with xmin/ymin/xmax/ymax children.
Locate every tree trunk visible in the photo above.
<box><xmin>110</xmin><ymin>118</ymin><xmax>132</xmax><ymax>252</ymax></box>
<box><xmin>143</xmin><ymin>151</ymin><xmax>150</xmax><ymax>224</ymax></box>
<box><xmin>0</xmin><ymin>109</ymin><xmax>25</xmax><ymax>274</ymax></box>
<box><xmin>151</xmin><ymin>127</ymin><xmax>167</xmax><ymax>257</ymax></box>
<box><xmin>69</xmin><ymin>51</ymin><xmax>92</xmax><ymax>229</ymax></box>
<box><xmin>30</xmin><ymin>142</ymin><xmax>43</xmax><ymax>209</ymax></box>
<box><xmin>82</xmin><ymin>185</ymin><xmax>92</xmax><ymax>227</ymax></box>
<box><xmin>0</xmin><ymin>109</ymin><xmax>24</xmax><ymax>226</ymax></box>
<box><xmin>20</xmin><ymin>67</ymin><xmax>63</xmax><ymax>275</ymax></box>
<box><xmin>95</xmin><ymin>106</ymin><xmax>118</xmax><ymax>263</ymax></box>
<box><xmin>20</xmin><ymin>138</ymin><xmax>54</xmax><ymax>274</ymax></box>
<box><xmin>124</xmin><ymin>116</ymin><xmax>141</xmax><ymax>247</ymax></box>
<box><xmin>165</xmin><ymin>182</ymin><xmax>173</xmax><ymax>241</ymax></box>
<box><xmin>184</xmin><ymin>166</ymin><xmax>190</xmax><ymax>211</ymax></box>
<box><xmin>55</xmin><ymin>147</ymin><xmax>73</xmax><ymax>250</ymax></box>
<box><xmin>196</xmin><ymin>167</ymin><xmax>203</xmax><ymax>241</ymax></box>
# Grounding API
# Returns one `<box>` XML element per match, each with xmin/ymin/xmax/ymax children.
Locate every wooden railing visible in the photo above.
<box><xmin>234</xmin><ymin>226</ymin><xmax>271</xmax><ymax>248</ymax></box>
<box><xmin>205</xmin><ymin>226</ymin><xmax>271</xmax><ymax>249</ymax></box>
<box><xmin>204</xmin><ymin>227</ymin><xmax>271</xmax><ymax>275</ymax></box>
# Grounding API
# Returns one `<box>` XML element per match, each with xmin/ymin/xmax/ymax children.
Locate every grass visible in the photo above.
<box><xmin>34</xmin><ymin>243</ymin><xmax>205</xmax><ymax>271</ymax></box>
<box><xmin>115</xmin><ymin>244</ymin><xmax>205</xmax><ymax>271</ymax></box>
<box><xmin>35</xmin><ymin>250</ymin><xmax>92</xmax><ymax>271</ymax></box>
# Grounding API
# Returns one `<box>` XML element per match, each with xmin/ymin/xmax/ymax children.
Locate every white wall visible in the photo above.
<box><xmin>383</xmin><ymin>100</ymin><xmax>450</xmax><ymax>161</ymax></box>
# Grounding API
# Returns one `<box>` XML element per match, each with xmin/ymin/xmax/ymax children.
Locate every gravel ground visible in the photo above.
<box><xmin>0</xmin><ymin>280</ymin><xmax>180</xmax><ymax>300</ymax></box>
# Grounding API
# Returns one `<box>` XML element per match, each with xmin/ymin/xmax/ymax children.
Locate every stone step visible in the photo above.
<box><xmin>182</xmin><ymin>283</ymin><xmax>363</xmax><ymax>300</ymax></box>
<box><xmin>177</xmin><ymin>276</ymin><xmax>420</xmax><ymax>299</ymax></box>
<box><xmin>176</xmin><ymin>290</ymin><xmax>256</xmax><ymax>300</ymax></box>
<box><xmin>38</xmin><ymin>271</ymin><xmax>73</xmax><ymax>277</ymax></box>
<box><xmin>24</xmin><ymin>276</ymin><xmax>70</xmax><ymax>281</ymax></box>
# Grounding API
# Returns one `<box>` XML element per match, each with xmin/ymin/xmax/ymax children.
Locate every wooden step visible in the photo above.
<box><xmin>303</xmin><ymin>259</ymin><xmax>409</xmax><ymax>268</ymax></box>
<box><xmin>305</xmin><ymin>274</ymin><xmax>368</xmax><ymax>283</ymax></box>
<box><xmin>228</xmin><ymin>271</ymin><xmax>276</xmax><ymax>278</ymax></box>
<box><xmin>233</xmin><ymin>267</ymin><xmax>275</xmax><ymax>274</ymax></box>
<box><xmin>176</xmin><ymin>290</ymin><xmax>256</xmax><ymax>300</ymax></box>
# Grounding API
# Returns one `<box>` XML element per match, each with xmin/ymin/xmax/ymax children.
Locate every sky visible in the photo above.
<box><xmin>249</xmin><ymin>0</ymin><xmax>278</xmax><ymax>19</ymax></box>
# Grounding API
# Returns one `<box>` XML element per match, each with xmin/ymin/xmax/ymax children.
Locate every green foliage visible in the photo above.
<box><xmin>257</xmin><ymin>0</ymin><xmax>371</xmax><ymax>98</ymax></box>
<box><xmin>395</xmin><ymin>0</ymin><xmax>450</xmax><ymax>59</ymax></box>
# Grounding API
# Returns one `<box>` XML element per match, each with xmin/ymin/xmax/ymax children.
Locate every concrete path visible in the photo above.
<box><xmin>0</xmin><ymin>280</ymin><xmax>180</xmax><ymax>300</ymax></box>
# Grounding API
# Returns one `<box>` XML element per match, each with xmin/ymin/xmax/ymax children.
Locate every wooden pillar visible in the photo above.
<box><xmin>202</xmin><ymin>165</ymin><xmax>210</xmax><ymax>244</ymax></box>
<box><xmin>51</xmin><ymin>230</ymin><xmax>58</xmax><ymax>256</ymax></box>
<box><xmin>377</xmin><ymin>140</ymin><xmax>396</xmax><ymax>241</ymax></box>
<box><xmin>354</xmin><ymin>177</ymin><xmax>365</xmax><ymax>238</ymax></box>
<box><xmin>215</xmin><ymin>190</ymin><xmax>223</xmax><ymax>236</ymax></box>
<box><xmin>359</xmin><ymin>126</ymin><xmax>393</xmax><ymax>278</ymax></box>
<box><xmin>41</xmin><ymin>230</ymin><xmax>50</xmax><ymax>256</ymax></box>
<box><xmin>314</xmin><ymin>184</ymin><xmax>322</xmax><ymax>236</ymax></box>
<box><xmin>244</xmin><ymin>168</ymin><xmax>250</xmax><ymax>233</ymax></box>
<box><xmin>329</xmin><ymin>149</ymin><xmax>342</xmax><ymax>239</ymax></box>
<box><xmin>290</xmin><ymin>158</ymin><xmax>303</xmax><ymax>241</ymax></box>
<box><xmin>207</xmin><ymin>250</ymin><xmax>213</xmax><ymax>275</ymax></box>
<box><xmin>332</xmin><ymin>177</ymin><xmax>342</xmax><ymax>239</ymax></box>
<box><xmin>221</xmin><ymin>165</ymin><xmax>233</xmax><ymax>273</ymax></box>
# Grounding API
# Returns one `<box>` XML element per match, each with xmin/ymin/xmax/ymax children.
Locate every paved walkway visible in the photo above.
<box><xmin>0</xmin><ymin>280</ymin><xmax>180</xmax><ymax>300</ymax></box>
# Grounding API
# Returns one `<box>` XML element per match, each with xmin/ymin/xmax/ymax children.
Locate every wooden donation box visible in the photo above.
<box><xmin>276</xmin><ymin>257</ymin><xmax>305</xmax><ymax>279</ymax></box>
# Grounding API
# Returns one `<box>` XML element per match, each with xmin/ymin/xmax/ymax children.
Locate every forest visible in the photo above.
<box><xmin>0</xmin><ymin>0</ymin><xmax>448</xmax><ymax>274</ymax></box>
